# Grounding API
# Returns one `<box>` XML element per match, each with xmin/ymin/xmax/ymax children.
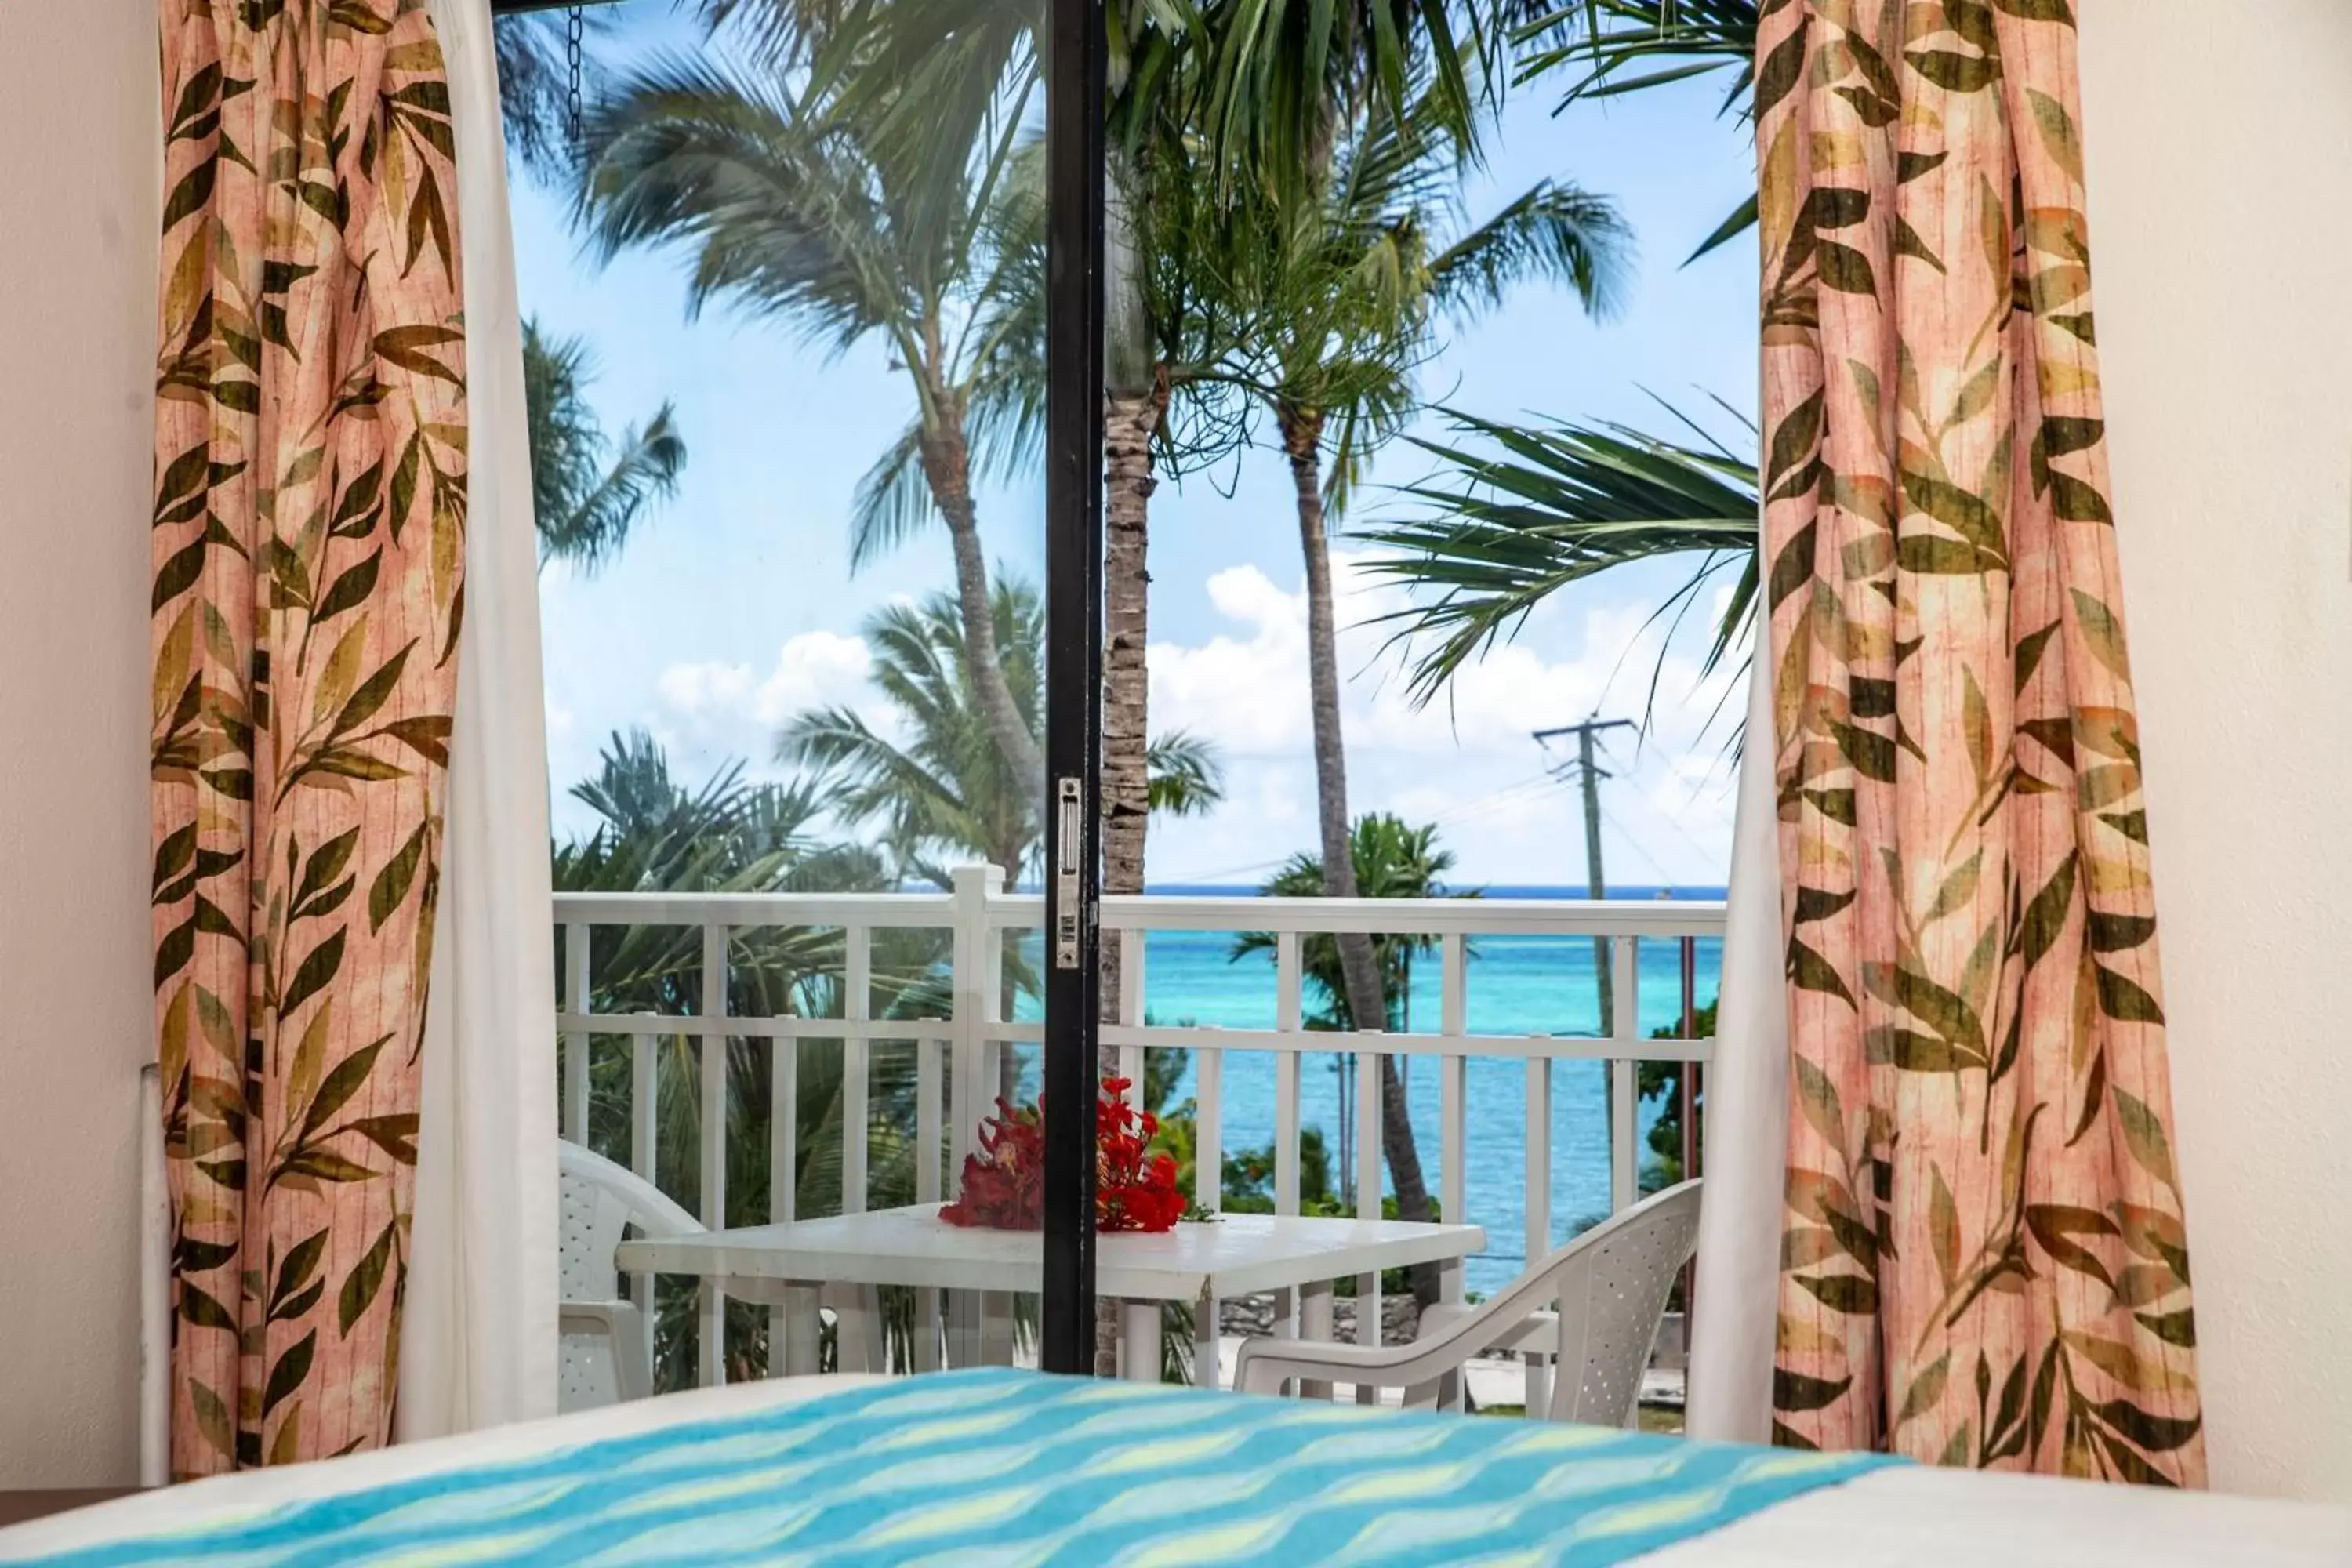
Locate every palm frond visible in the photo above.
<box><xmin>524</xmin><ymin>319</ymin><xmax>689</xmax><ymax>575</ymax></box>
<box><xmin>1186</xmin><ymin>0</ymin><xmax>1527</xmax><ymax>200</ymax></box>
<box><xmin>544</xmin><ymin>406</ymin><xmax>689</xmax><ymax>573</ymax></box>
<box><xmin>693</xmin><ymin>0</ymin><xmax>853</xmax><ymax>67</ymax></box>
<box><xmin>1427</xmin><ymin>178</ymin><xmax>1634</xmax><ymax>321</ymax></box>
<box><xmin>805</xmin><ymin>0</ymin><xmax>1037</xmax><ymax>210</ymax></box>
<box><xmin>1512</xmin><ymin>1</ymin><xmax>1759</xmax><ymax>260</ymax></box>
<box><xmin>1514</xmin><ymin>0</ymin><xmax>1759</xmax><ymax>118</ymax></box>
<box><xmin>1359</xmin><ymin>405</ymin><xmax>1759</xmax><ymax>709</ymax></box>
<box><xmin>575</xmin><ymin>53</ymin><xmax>918</xmax><ymax>357</ymax></box>
<box><xmin>495</xmin><ymin>9</ymin><xmax>625</xmax><ymax>182</ymax></box>
<box><xmin>1144</xmin><ymin>731</ymin><xmax>1228</xmax><ymax>818</ymax></box>
<box><xmin>847</xmin><ymin>421</ymin><xmax>936</xmax><ymax>572</ymax></box>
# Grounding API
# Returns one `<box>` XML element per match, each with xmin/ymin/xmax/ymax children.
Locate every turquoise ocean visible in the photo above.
<box><xmin>1019</xmin><ymin>885</ymin><xmax>1723</xmax><ymax>1295</ymax></box>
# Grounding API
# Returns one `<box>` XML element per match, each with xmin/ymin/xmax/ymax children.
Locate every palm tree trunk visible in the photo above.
<box><xmin>1094</xmin><ymin>382</ymin><xmax>1164</xmax><ymax>1375</ymax></box>
<box><xmin>916</xmin><ymin>409</ymin><xmax>1047</xmax><ymax>803</ymax></box>
<box><xmin>1282</xmin><ymin>410</ymin><xmax>1439</xmax><ymax>1304</ymax></box>
<box><xmin>1098</xmin><ymin>380</ymin><xmax>1163</xmax><ymax>1044</ymax></box>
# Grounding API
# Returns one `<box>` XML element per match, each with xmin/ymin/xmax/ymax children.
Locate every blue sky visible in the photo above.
<box><xmin>517</xmin><ymin>9</ymin><xmax>1757</xmax><ymax>887</ymax></box>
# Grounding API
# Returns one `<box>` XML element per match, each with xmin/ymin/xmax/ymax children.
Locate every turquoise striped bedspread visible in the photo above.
<box><xmin>25</xmin><ymin>1370</ymin><xmax>1896</xmax><ymax>1566</ymax></box>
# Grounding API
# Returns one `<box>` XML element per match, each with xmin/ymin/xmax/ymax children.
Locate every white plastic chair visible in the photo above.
<box><xmin>558</xmin><ymin>1141</ymin><xmax>702</xmax><ymax>1411</ymax></box>
<box><xmin>1235</xmin><ymin>1178</ymin><xmax>1702</xmax><ymax>1426</ymax></box>
<box><xmin>557</xmin><ymin>1141</ymin><xmax>887</xmax><ymax>1409</ymax></box>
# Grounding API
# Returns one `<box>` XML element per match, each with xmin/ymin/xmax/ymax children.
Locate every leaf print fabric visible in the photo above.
<box><xmin>1755</xmin><ymin>0</ymin><xmax>2202</xmax><ymax>1483</ymax></box>
<box><xmin>151</xmin><ymin>0</ymin><xmax>465</xmax><ymax>1475</ymax></box>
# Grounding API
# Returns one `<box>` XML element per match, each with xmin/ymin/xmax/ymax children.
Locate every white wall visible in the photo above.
<box><xmin>0</xmin><ymin>3</ymin><xmax>159</xmax><ymax>1486</ymax></box>
<box><xmin>2080</xmin><ymin>0</ymin><xmax>2352</xmax><ymax>1503</ymax></box>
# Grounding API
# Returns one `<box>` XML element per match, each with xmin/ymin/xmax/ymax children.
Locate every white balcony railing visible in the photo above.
<box><xmin>555</xmin><ymin>866</ymin><xmax>1723</xmax><ymax>1391</ymax></box>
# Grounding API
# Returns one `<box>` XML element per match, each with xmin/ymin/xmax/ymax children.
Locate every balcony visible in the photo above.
<box><xmin>555</xmin><ymin>868</ymin><xmax>1722</xmax><ymax>1399</ymax></box>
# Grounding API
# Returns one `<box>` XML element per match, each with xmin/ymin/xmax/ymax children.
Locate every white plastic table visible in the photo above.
<box><xmin>617</xmin><ymin>1203</ymin><xmax>1486</xmax><ymax>1384</ymax></box>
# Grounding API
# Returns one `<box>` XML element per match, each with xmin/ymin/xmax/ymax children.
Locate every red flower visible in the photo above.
<box><xmin>939</xmin><ymin>1096</ymin><xmax>1046</xmax><ymax>1230</ymax></box>
<box><xmin>939</xmin><ymin>1078</ymin><xmax>1184</xmax><ymax>1232</ymax></box>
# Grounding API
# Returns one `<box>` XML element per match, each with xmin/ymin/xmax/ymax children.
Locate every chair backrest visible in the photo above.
<box><xmin>557</xmin><ymin>1140</ymin><xmax>702</xmax><ymax>1301</ymax></box>
<box><xmin>558</xmin><ymin>1142</ymin><xmax>702</xmax><ymax>1412</ymax></box>
<box><xmin>1540</xmin><ymin>1179</ymin><xmax>1702</xmax><ymax>1426</ymax></box>
<box><xmin>1433</xmin><ymin>1179</ymin><xmax>1701</xmax><ymax>1426</ymax></box>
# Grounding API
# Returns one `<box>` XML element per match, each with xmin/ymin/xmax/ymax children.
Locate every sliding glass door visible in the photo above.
<box><xmin>1036</xmin><ymin>0</ymin><xmax>1107</xmax><ymax>1374</ymax></box>
<box><xmin>512</xmin><ymin>0</ymin><xmax>1104</xmax><ymax>1385</ymax></box>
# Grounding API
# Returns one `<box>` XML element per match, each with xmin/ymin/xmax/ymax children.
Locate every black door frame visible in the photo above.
<box><xmin>490</xmin><ymin>0</ymin><xmax>1111</xmax><ymax>1377</ymax></box>
<box><xmin>1038</xmin><ymin>0</ymin><xmax>1108</xmax><ymax>1377</ymax></box>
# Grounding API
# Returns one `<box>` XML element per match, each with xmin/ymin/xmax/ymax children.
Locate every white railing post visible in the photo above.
<box><xmin>1524</xmin><ymin>1049</ymin><xmax>1552</xmax><ymax>1416</ymax></box>
<box><xmin>1119</xmin><ymin>933</ymin><xmax>1145</xmax><ymax>1113</ymax></box>
<box><xmin>917</xmin><ymin>1037</ymin><xmax>942</xmax><ymax>1210</ymax></box>
<box><xmin>1196</xmin><ymin>1036</ymin><xmax>1222</xmax><ymax>1385</ymax></box>
<box><xmin>1355</xmin><ymin>1033</ymin><xmax>1382</xmax><ymax>1372</ymax></box>
<box><xmin>769</xmin><ymin>1029</ymin><xmax>794</xmax><ymax>1371</ymax></box>
<box><xmin>843</xmin><ymin>925</ymin><xmax>869</xmax><ymax>1221</ymax></box>
<box><xmin>562</xmin><ymin>923</ymin><xmax>589</xmax><ymax>1144</ymax></box>
<box><xmin>699</xmin><ymin>922</ymin><xmax>728</xmax><ymax>1388</ymax></box>
<box><xmin>1274</xmin><ymin>931</ymin><xmax>1303</xmax><ymax>1219</ymax></box>
<box><xmin>1439</xmin><ymin>932</ymin><xmax>1468</xmax><ymax>1312</ymax></box>
<box><xmin>629</xmin><ymin>1031</ymin><xmax>655</xmax><ymax>1384</ymax></box>
<box><xmin>915</xmin><ymin>1025</ymin><xmax>942</xmax><ymax>1372</ymax></box>
<box><xmin>949</xmin><ymin>864</ymin><xmax>1004</xmax><ymax>1174</ymax></box>
<box><xmin>947</xmin><ymin>863</ymin><xmax>1002</xmax><ymax>1367</ymax></box>
<box><xmin>1272</xmin><ymin>930</ymin><xmax>1303</xmax><ymax>1345</ymax></box>
<box><xmin>1611</xmin><ymin>935</ymin><xmax>1641</xmax><ymax>1216</ymax></box>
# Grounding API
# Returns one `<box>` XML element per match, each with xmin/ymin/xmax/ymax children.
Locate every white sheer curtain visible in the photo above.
<box><xmin>1684</xmin><ymin>656</ymin><xmax>1788</xmax><ymax>1443</ymax></box>
<box><xmin>398</xmin><ymin>0</ymin><xmax>559</xmax><ymax>1439</ymax></box>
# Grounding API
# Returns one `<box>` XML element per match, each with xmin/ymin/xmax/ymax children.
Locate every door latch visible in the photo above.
<box><xmin>1053</xmin><ymin>776</ymin><xmax>1085</xmax><ymax>969</ymax></box>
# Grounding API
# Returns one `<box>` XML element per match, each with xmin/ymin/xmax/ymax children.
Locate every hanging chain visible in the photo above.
<box><xmin>565</xmin><ymin>5</ymin><xmax>585</xmax><ymax>147</ymax></box>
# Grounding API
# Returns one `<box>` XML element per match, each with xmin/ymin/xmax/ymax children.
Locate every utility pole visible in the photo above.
<box><xmin>1536</xmin><ymin>717</ymin><xmax>1635</xmax><ymax>1035</ymax></box>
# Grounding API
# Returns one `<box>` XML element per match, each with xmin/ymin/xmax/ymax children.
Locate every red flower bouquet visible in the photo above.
<box><xmin>939</xmin><ymin>1076</ymin><xmax>1183</xmax><ymax>1232</ymax></box>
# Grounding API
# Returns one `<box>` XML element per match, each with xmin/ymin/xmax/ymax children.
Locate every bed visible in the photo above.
<box><xmin>0</xmin><ymin>1371</ymin><xmax>2343</xmax><ymax>1566</ymax></box>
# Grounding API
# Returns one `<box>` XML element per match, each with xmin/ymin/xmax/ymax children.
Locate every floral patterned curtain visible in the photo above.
<box><xmin>151</xmin><ymin>0</ymin><xmax>465</xmax><ymax>1474</ymax></box>
<box><xmin>1757</xmin><ymin>0</ymin><xmax>2203</xmax><ymax>1483</ymax></box>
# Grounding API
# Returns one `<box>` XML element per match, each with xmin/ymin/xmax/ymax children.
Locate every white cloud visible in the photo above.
<box><xmin>657</xmin><ymin>629</ymin><xmax>873</xmax><ymax>729</ymax></box>
<box><xmin>1142</xmin><ymin>552</ymin><xmax>1744</xmax><ymax>888</ymax></box>
<box><xmin>1147</xmin><ymin>565</ymin><xmax>1310</xmax><ymax>756</ymax></box>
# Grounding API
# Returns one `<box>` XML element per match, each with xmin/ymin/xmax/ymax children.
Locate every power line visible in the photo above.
<box><xmin>1159</xmin><ymin>768</ymin><xmax>1565</xmax><ymax>884</ymax></box>
<box><xmin>1428</xmin><ymin>773</ymin><xmax>1561</xmax><ymax>832</ymax></box>
<box><xmin>1597</xmin><ymin>749</ymin><xmax>1727</xmax><ymax>877</ymax></box>
<box><xmin>1152</xmin><ymin>852</ymin><xmax>1290</xmax><ymax>885</ymax></box>
<box><xmin>1596</xmin><ymin>800</ymin><xmax>1682</xmax><ymax>887</ymax></box>
<box><xmin>1586</xmin><ymin>729</ymin><xmax>1736</xmax><ymax>881</ymax></box>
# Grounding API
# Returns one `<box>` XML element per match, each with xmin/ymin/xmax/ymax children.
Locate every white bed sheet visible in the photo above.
<box><xmin>3</xmin><ymin>1377</ymin><xmax>2344</xmax><ymax>1565</ymax></box>
<box><xmin>1639</xmin><ymin>1463</ymin><xmax>2352</xmax><ymax>1566</ymax></box>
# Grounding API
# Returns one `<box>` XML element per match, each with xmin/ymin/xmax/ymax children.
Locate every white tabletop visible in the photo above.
<box><xmin>617</xmin><ymin>1203</ymin><xmax>1486</xmax><ymax>1301</ymax></box>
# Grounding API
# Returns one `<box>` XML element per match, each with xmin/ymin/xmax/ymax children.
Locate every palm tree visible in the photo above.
<box><xmin>524</xmin><ymin>319</ymin><xmax>689</xmax><ymax>575</ymax></box>
<box><xmin>1191</xmin><ymin>75</ymin><xmax>1628</xmax><ymax>1291</ymax></box>
<box><xmin>1235</xmin><ymin>815</ymin><xmax>1475</xmax><ymax>1217</ymax></box>
<box><xmin>575</xmin><ymin>49</ymin><xmax>1047</xmax><ymax>796</ymax></box>
<box><xmin>778</xmin><ymin>575</ymin><xmax>1225</xmax><ymax>891</ymax></box>
<box><xmin>780</xmin><ymin>578</ymin><xmax>1042</xmax><ymax>891</ymax></box>
<box><xmin>1360</xmin><ymin>405</ymin><xmax>1759</xmax><ymax>719</ymax></box>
